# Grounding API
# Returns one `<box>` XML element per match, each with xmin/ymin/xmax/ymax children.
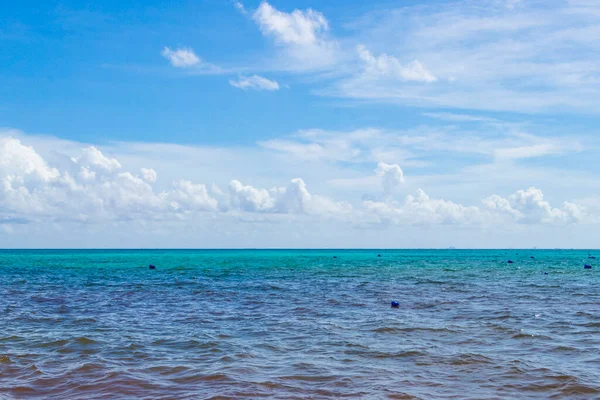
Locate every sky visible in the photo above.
<box><xmin>2</xmin><ymin>0</ymin><xmax>600</xmax><ymax>248</ymax></box>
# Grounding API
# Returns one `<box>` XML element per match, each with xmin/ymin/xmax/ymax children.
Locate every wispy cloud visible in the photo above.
<box><xmin>259</xmin><ymin>125</ymin><xmax>583</xmax><ymax>165</ymax></box>
<box><xmin>161</xmin><ymin>46</ymin><xmax>224</xmax><ymax>74</ymax></box>
<box><xmin>357</xmin><ymin>44</ymin><xmax>436</xmax><ymax>83</ymax></box>
<box><xmin>252</xmin><ymin>1</ymin><xmax>338</xmax><ymax>70</ymax></box>
<box><xmin>161</xmin><ymin>47</ymin><xmax>201</xmax><ymax>68</ymax></box>
<box><xmin>422</xmin><ymin>112</ymin><xmax>500</xmax><ymax>123</ymax></box>
<box><xmin>229</xmin><ymin>75</ymin><xmax>280</xmax><ymax>91</ymax></box>
<box><xmin>234</xmin><ymin>1</ymin><xmax>247</xmax><ymax>15</ymax></box>
<box><xmin>324</xmin><ymin>0</ymin><xmax>600</xmax><ymax>112</ymax></box>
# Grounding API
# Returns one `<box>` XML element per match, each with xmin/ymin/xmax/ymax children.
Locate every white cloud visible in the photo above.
<box><xmin>0</xmin><ymin>137</ymin><xmax>352</xmax><ymax>225</ymax></box>
<box><xmin>169</xmin><ymin>179</ymin><xmax>219</xmax><ymax>212</ymax></box>
<box><xmin>0</xmin><ymin>137</ymin><xmax>60</xmax><ymax>182</ymax></box>
<box><xmin>422</xmin><ymin>112</ymin><xmax>499</xmax><ymax>123</ymax></box>
<box><xmin>363</xmin><ymin>189</ymin><xmax>482</xmax><ymax>225</ymax></box>
<box><xmin>252</xmin><ymin>1</ymin><xmax>337</xmax><ymax>69</ymax></box>
<box><xmin>362</xmin><ymin>186</ymin><xmax>586</xmax><ymax>227</ymax></box>
<box><xmin>140</xmin><ymin>167</ymin><xmax>157</xmax><ymax>183</ymax></box>
<box><xmin>357</xmin><ymin>44</ymin><xmax>437</xmax><ymax>83</ymax></box>
<box><xmin>228</xmin><ymin>179</ymin><xmax>276</xmax><ymax>212</ymax></box>
<box><xmin>375</xmin><ymin>162</ymin><xmax>405</xmax><ymax>195</ymax></box>
<box><xmin>259</xmin><ymin>126</ymin><xmax>583</xmax><ymax>166</ymax></box>
<box><xmin>483</xmin><ymin>187</ymin><xmax>585</xmax><ymax>224</ymax></box>
<box><xmin>322</xmin><ymin>0</ymin><xmax>600</xmax><ymax>113</ymax></box>
<box><xmin>0</xmin><ymin>137</ymin><xmax>218</xmax><ymax>223</ymax></box>
<box><xmin>253</xmin><ymin>1</ymin><xmax>328</xmax><ymax>47</ymax></box>
<box><xmin>161</xmin><ymin>47</ymin><xmax>201</xmax><ymax>68</ymax></box>
<box><xmin>229</xmin><ymin>75</ymin><xmax>280</xmax><ymax>91</ymax></box>
<box><xmin>73</xmin><ymin>146</ymin><xmax>121</xmax><ymax>173</ymax></box>
<box><xmin>234</xmin><ymin>1</ymin><xmax>247</xmax><ymax>15</ymax></box>
<box><xmin>228</xmin><ymin>178</ymin><xmax>351</xmax><ymax>215</ymax></box>
<box><xmin>1</xmin><ymin>131</ymin><xmax>599</xmax><ymax>249</ymax></box>
<box><xmin>504</xmin><ymin>0</ymin><xmax>523</xmax><ymax>9</ymax></box>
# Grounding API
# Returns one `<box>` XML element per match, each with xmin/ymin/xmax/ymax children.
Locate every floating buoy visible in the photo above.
<box><xmin>149</xmin><ymin>265</ymin><xmax>156</xmax><ymax>270</ymax></box>
<box><xmin>333</xmin><ymin>256</ymin><xmax>337</xmax><ymax>259</ymax></box>
<box><xmin>544</xmin><ymin>272</ymin><xmax>548</xmax><ymax>275</ymax></box>
<box><xmin>530</xmin><ymin>256</ymin><xmax>535</xmax><ymax>259</ymax></box>
<box><xmin>589</xmin><ymin>256</ymin><xmax>596</xmax><ymax>260</ymax></box>
<box><xmin>584</xmin><ymin>264</ymin><xmax>592</xmax><ymax>269</ymax></box>
<box><xmin>507</xmin><ymin>260</ymin><xmax>514</xmax><ymax>264</ymax></box>
<box><xmin>377</xmin><ymin>254</ymin><xmax>382</xmax><ymax>257</ymax></box>
<box><xmin>391</xmin><ymin>301</ymin><xmax>400</xmax><ymax>308</ymax></box>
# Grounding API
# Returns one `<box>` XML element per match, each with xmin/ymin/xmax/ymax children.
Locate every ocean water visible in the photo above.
<box><xmin>0</xmin><ymin>249</ymin><xmax>599</xmax><ymax>399</ymax></box>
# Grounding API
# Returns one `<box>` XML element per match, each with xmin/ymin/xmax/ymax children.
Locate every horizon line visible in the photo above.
<box><xmin>0</xmin><ymin>248</ymin><xmax>598</xmax><ymax>251</ymax></box>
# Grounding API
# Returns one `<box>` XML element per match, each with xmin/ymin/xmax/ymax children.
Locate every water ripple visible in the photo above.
<box><xmin>1</xmin><ymin>249</ymin><xmax>599</xmax><ymax>399</ymax></box>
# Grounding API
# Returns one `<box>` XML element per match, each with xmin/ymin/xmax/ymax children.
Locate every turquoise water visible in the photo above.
<box><xmin>0</xmin><ymin>249</ymin><xmax>599</xmax><ymax>399</ymax></box>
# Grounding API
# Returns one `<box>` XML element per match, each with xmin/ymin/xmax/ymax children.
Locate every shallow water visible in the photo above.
<box><xmin>0</xmin><ymin>249</ymin><xmax>599</xmax><ymax>399</ymax></box>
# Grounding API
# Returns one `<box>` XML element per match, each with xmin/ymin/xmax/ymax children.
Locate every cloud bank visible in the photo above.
<box><xmin>0</xmin><ymin>136</ymin><xmax>590</xmax><ymax>232</ymax></box>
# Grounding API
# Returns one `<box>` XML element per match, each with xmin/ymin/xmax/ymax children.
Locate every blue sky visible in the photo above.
<box><xmin>2</xmin><ymin>0</ymin><xmax>600</xmax><ymax>248</ymax></box>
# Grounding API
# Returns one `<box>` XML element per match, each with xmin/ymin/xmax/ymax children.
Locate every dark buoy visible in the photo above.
<box><xmin>333</xmin><ymin>256</ymin><xmax>337</xmax><ymax>259</ymax></box>
<box><xmin>589</xmin><ymin>256</ymin><xmax>596</xmax><ymax>260</ymax></box>
<box><xmin>377</xmin><ymin>254</ymin><xmax>382</xmax><ymax>257</ymax></box>
<box><xmin>544</xmin><ymin>272</ymin><xmax>548</xmax><ymax>275</ymax></box>
<box><xmin>530</xmin><ymin>256</ymin><xmax>535</xmax><ymax>259</ymax></box>
<box><xmin>584</xmin><ymin>264</ymin><xmax>592</xmax><ymax>269</ymax></box>
<box><xmin>149</xmin><ymin>265</ymin><xmax>156</xmax><ymax>270</ymax></box>
<box><xmin>391</xmin><ymin>301</ymin><xmax>400</xmax><ymax>308</ymax></box>
<box><xmin>507</xmin><ymin>260</ymin><xmax>514</xmax><ymax>264</ymax></box>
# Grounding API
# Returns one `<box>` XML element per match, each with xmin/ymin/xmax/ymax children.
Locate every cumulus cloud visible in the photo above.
<box><xmin>357</xmin><ymin>45</ymin><xmax>437</xmax><ymax>83</ymax></box>
<box><xmin>228</xmin><ymin>178</ymin><xmax>351</xmax><ymax>215</ymax></box>
<box><xmin>140</xmin><ymin>168</ymin><xmax>157</xmax><ymax>183</ymax></box>
<box><xmin>364</xmin><ymin>189</ymin><xmax>481</xmax><ymax>226</ymax></box>
<box><xmin>375</xmin><ymin>162</ymin><xmax>405</xmax><ymax>195</ymax></box>
<box><xmin>0</xmin><ymin>137</ymin><xmax>216</xmax><ymax>223</ymax></box>
<box><xmin>229</xmin><ymin>75</ymin><xmax>280</xmax><ymax>91</ymax></box>
<box><xmin>0</xmin><ymin>137</ymin><xmax>350</xmax><ymax>226</ymax></box>
<box><xmin>252</xmin><ymin>1</ymin><xmax>336</xmax><ymax>68</ymax></box>
<box><xmin>161</xmin><ymin>47</ymin><xmax>201</xmax><ymax>68</ymax></box>
<box><xmin>0</xmin><ymin>135</ymin><xmax>593</xmax><ymax>236</ymax></box>
<box><xmin>0</xmin><ymin>137</ymin><xmax>60</xmax><ymax>183</ymax></box>
<box><xmin>362</xmin><ymin>185</ymin><xmax>586</xmax><ymax>227</ymax></box>
<box><xmin>483</xmin><ymin>187</ymin><xmax>585</xmax><ymax>224</ymax></box>
<box><xmin>73</xmin><ymin>146</ymin><xmax>121</xmax><ymax>173</ymax></box>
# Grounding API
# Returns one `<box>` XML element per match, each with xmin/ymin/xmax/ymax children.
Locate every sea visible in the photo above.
<box><xmin>0</xmin><ymin>249</ymin><xmax>599</xmax><ymax>399</ymax></box>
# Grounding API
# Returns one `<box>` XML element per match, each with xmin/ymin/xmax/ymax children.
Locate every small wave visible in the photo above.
<box><xmin>279</xmin><ymin>375</ymin><xmax>337</xmax><ymax>382</ymax></box>
<box><xmin>553</xmin><ymin>345</ymin><xmax>578</xmax><ymax>352</ymax></box>
<box><xmin>35</xmin><ymin>339</ymin><xmax>69</xmax><ymax>348</ymax></box>
<box><xmin>416</xmin><ymin>279</ymin><xmax>446</xmax><ymax>285</ymax></box>
<box><xmin>512</xmin><ymin>332</ymin><xmax>552</xmax><ymax>340</ymax></box>
<box><xmin>449</xmin><ymin>353</ymin><xmax>493</xmax><ymax>366</ymax></box>
<box><xmin>0</xmin><ymin>335</ymin><xmax>23</xmax><ymax>343</ymax></box>
<box><xmin>73</xmin><ymin>337</ymin><xmax>99</xmax><ymax>346</ymax></box>
<box><xmin>171</xmin><ymin>373</ymin><xmax>231</xmax><ymax>384</ymax></box>
<box><xmin>7</xmin><ymin>386</ymin><xmax>37</xmax><ymax>395</ymax></box>
<box><xmin>581</xmin><ymin>322</ymin><xmax>600</xmax><ymax>328</ymax></box>
<box><xmin>345</xmin><ymin>349</ymin><xmax>426</xmax><ymax>359</ymax></box>
<box><xmin>69</xmin><ymin>362</ymin><xmax>105</xmax><ymax>374</ymax></box>
<box><xmin>147</xmin><ymin>365</ymin><xmax>190</xmax><ymax>375</ymax></box>
<box><xmin>559</xmin><ymin>382</ymin><xmax>600</xmax><ymax>397</ymax></box>
<box><xmin>373</xmin><ymin>326</ymin><xmax>457</xmax><ymax>334</ymax></box>
<box><xmin>73</xmin><ymin>317</ymin><xmax>97</xmax><ymax>324</ymax></box>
